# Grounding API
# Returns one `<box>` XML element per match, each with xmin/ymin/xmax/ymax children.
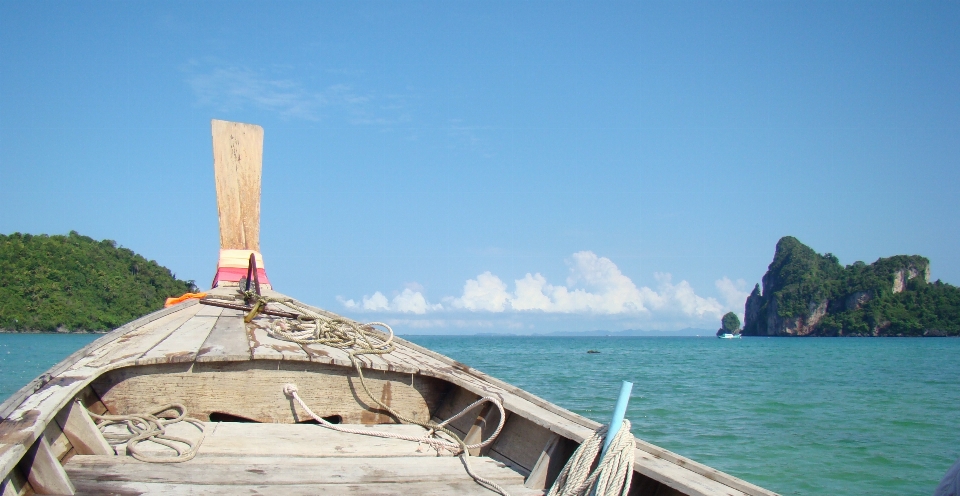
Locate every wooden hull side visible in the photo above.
<box><xmin>91</xmin><ymin>361</ymin><xmax>450</xmax><ymax>425</ymax></box>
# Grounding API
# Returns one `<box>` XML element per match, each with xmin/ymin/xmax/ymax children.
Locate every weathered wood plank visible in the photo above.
<box><xmin>85</xmin><ymin>304</ymin><xmax>203</xmax><ymax>369</ymax></box>
<box><xmin>139</xmin><ymin>305</ymin><xmax>224</xmax><ymax>365</ymax></box>
<box><xmin>0</xmin><ymin>478</ymin><xmax>18</xmax><ymax>496</ymax></box>
<box><xmin>248</xmin><ymin>324</ymin><xmax>310</xmax><ymax>361</ymax></box>
<box><xmin>106</xmin><ymin>422</ymin><xmax>440</xmax><ymax>459</ymax></box>
<box><xmin>68</xmin><ymin>480</ymin><xmax>545</xmax><ymax>496</ymax></box>
<box><xmin>432</xmin><ymin>385</ymin><xmax>481</xmax><ymax>437</ymax></box>
<box><xmin>0</xmin><ymin>379</ymin><xmax>103</xmax><ymax>479</ymax></box>
<box><xmin>464</xmin><ymin>401</ymin><xmax>508</xmax><ymax>457</ymax></box>
<box><xmin>524</xmin><ymin>433</ymin><xmax>576</xmax><ymax>490</ymax></box>
<box><xmin>41</xmin><ymin>419</ymin><xmax>70</xmax><ymax>462</ymax></box>
<box><xmin>0</xmin><ymin>468</ymin><xmax>27</xmax><ymax>496</ymax></box>
<box><xmin>195</xmin><ymin>309</ymin><xmax>251</xmax><ymax>362</ymax></box>
<box><xmin>488</xmin><ymin>414</ymin><xmax>555</xmax><ymax>473</ymax></box>
<box><xmin>65</xmin><ymin>454</ymin><xmax>530</xmax><ymax>485</ymax></box>
<box><xmin>20</xmin><ymin>436</ymin><xmax>74</xmax><ymax>495</ymax></box>
<box><xmin>92</xmin><ymin>362</ymin><xmax>444</xmax><ymax>425</ymax></box>
<box><xmin>54</xmin><ymin>400</ymin><xmax>111</xmax><ymax>456</ymax></box>
<box><xmin>300</xmin><ymin>342</ymin><xmax>354</xmax><ymax>368</ymax></box>
<box><xmin>211</xmin><ymin>119</ymin><xmax>262</xmax><ymax>251</ymax></box>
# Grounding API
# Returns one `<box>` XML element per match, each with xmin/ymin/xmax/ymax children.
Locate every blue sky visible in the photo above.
<box><xmin>2</xmin><ymin>1</ymin><xmax>958</xmax><ymax>334</ymax></box>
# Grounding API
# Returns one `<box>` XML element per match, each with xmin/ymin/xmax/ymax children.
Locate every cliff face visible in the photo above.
<box><xmin>742</xmin><ymin>237</ymin><xmax>955</xmax><ymax>337</ymax></box>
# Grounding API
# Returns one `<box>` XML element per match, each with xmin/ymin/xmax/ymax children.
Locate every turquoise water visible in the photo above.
<box><xmin>0</xmin><ymin>334</ymin><xmax>99</xmax><ymax>401</ymax></box>
<box><xmin>404</xmin><ymin>336</ymin><xmax>960</xmax><ymax>496</ymax></box>
<box><xmin>1</xmin><ymin>334</ymin><xmax>957</xmax><ymax>495</ymax></box>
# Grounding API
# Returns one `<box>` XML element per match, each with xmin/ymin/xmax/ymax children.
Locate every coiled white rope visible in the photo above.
<box><xmin>547</xmin><ymin>420</ymin><xmax>635</xmax><ymax>496</ymax></box>
<box><xmin>84</xmin><ymin>403</ymin><xmax>205</xmax><ymax>463</ymax></box>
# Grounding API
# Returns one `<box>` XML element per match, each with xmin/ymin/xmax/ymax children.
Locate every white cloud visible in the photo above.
<box><xmin>715</xmin><ymin>277</ymin><xmax>750</xmax><ymax>311</ymax></box>
<box><xmin>362</xmin><ymin>292</ymin><xmax>390</xmax><ymax>311</ymax></box>
<box><xmin>341</xmin><ymin>251</ymin><xmax>736</xmax><ymax>323</ymax></box>
<box><xmin>650</xmin><ymin>273</ymin><xmax>724</xmax><ymax>318</ymax></box>
<box><xmin>337</xmin><ymin>289</ymin><xmax>441</xmax><ymax>314</ymax></box>
<box><xmin>450</xmin><ymin>271</ymin><xmax>510</xmax><ymax>312</ymax></box>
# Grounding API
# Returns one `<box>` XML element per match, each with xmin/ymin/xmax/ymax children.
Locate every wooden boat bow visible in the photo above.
<box><xmin>0</xmin><ymin>120</ymin><xmax>779</xmax><ymax>496</ymax></box>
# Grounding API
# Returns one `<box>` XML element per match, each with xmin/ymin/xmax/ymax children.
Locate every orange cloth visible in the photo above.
<box><xmin>164</xmin><ymin>292</ymin><xmax>208</xmax><ymax>308</ymax></box>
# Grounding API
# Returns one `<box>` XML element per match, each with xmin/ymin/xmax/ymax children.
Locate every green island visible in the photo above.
<box><xmin>716</xmin><ymin>312</ymin><xmax>741</xmax><ymax>337</ymax></box>
<box><xmin>0</xmin><ymin>232</ymin><xmax>196</xmax><ymax>333</ymax></box>
<box><xmin>743</xmin><ymin>236</ymin><xmax>960</xmax><ymax>336</ymax></box>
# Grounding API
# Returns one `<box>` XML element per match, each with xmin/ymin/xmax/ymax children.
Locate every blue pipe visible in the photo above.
<box><xmin>600</xmin><ymin>381</ymin><xmax>634</xmax><ymax>460</ymax></box>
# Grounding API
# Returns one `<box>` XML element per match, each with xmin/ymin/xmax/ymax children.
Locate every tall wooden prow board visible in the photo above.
<box><xmin>212</xmin><ymin>119</ymin><xmax>263</xmax><ymax>252</ymax></box>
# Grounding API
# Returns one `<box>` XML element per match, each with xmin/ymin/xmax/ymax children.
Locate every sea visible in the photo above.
<box><xmin>1</xmin><ymin>333</ymin><xmax>957</xmax><ymax>496</ymax></box>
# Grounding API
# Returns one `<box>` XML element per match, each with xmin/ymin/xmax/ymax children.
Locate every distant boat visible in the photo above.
<box><xmin>718</xmin><ymin>333</ymin><xmax>742</xmax><ymax>339</ymax></box>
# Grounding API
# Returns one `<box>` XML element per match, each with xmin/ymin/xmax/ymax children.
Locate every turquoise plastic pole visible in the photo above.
<box><xmin>600</xmin><ymin>381</ymin><xmax>634</xmax><ymax>460</ymax></box>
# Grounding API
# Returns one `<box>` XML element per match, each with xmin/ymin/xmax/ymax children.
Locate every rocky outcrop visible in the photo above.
<box><xmin>764</xmin><ymin>297</ymin><xmax>827</xmax><ymax>336</ymax></box>
<box><xmin>741</xmin><ymin>236</ymin><xmax>951</xmax><ymax>337</ymax></box>
<box><xmin>892</xmin><ymin>265</ymin><xmax>929</xmax><ymax>293</ymax></box>
<box><xmin>845</xmin><ymin>291</ymin><xmax>872</xmax><ymax>311</ymax></box>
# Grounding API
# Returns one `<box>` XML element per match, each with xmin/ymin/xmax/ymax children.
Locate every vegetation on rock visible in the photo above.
<box><xmin>717</xmin><ymin>312</ymin><xmax>741</xmax><ymax>336</ymax></box>
<box><xmin>743</xmin><ymin>236</ymin><xmax>958</xmax><ymax>337</ymax></box>
<box><xmin>0</xmin><ymin>232</ymin><xmax>196</xmax><ymax>332</ymax></box>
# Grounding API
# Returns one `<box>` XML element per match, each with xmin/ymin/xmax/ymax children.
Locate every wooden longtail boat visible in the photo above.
<box><xmin>0</xmin><ymin>120</ymin><xmax>779</xmax><ymax>496</ymax></box>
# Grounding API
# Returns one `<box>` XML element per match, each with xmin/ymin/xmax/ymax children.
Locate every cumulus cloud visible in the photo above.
<box><xmin>338</xmin><ymin>288</ymin><xmax>441</xmax><ymax>314</ymax></box>
<box><xmin>715</xmin><ymin>277</ymin><xmax>750</xmax><ymax>309</ymax></box>
<box><xmin>341</xmin><ymin>251</ymin><xmax>743</xmax><ymax>323</ymax></box>
<box><xmin>450</xmin><ymin>271</ymin><xmax>511</xmax><ymax>312</ymax></box>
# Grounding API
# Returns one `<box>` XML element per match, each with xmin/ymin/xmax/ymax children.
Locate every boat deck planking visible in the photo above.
<box><xmin>0</xmin><ymin>288</ymin><xmax>777</xmax><ymax>496</ymax></box>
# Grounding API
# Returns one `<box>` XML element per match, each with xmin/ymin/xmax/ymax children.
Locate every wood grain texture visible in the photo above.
<box><xmin>195</xmin><ymin>309</ymin><xmax>251</xmax><ymax>362</ymax></box>
<box><xmin>122</xmin><ymin>422</ymin><xmax>451</xmax><ymax>458</ymax></box>
<box><xmin>211</xmin><ymin>119</ymin><xmax>262</xmax><ymax>251</ymax></box>
<box><xmin>92</xmin><ymin>362</ymin><xmax>448</xmax><ymax>425</ymax></box>
<box><xmin>524</xmin><ymin>433</ymin><xmax>576</xmax><ymax>490</ymax></box>
<box><xmin>139</xmin><ymin>305</ymin><xmax>223</xmax><ymax>365</ymax></box>
<box><xmin>464</xmin><ymin>402</ymin><xmax>506</xmax><ymax>457</ymax></box>
<box><xmin>40</xmin><ymin>422</ymin><xmax>69</xmax><ymax>463</ymax></box>
<box><xmin>20</xmin><ymin>436</ymin><xmax>74</xmax><ymax>495</ymax></box>
<box><xmin>67</xmin><ymin>481</ymin><xmax>543</xmax><ymax>496</ymax></box>
<box><xmin>65</xmin><ymin>454</ymin><xmax>544</xmax><ymax>495</ymax></box>
<box><xmin>487</xmin><ymin>414</ymin><xmax>555</xmax><ymax>473</ymax></box>
<box><xmin>54</xmin><ymin>401</ymin><xmax>111</xmax><ymax>456</ymax></box>
<box><xmin>85</xmin><ymin>304</ymin><xmax>203</xmax><ymax>369</ymax></box>
<box><xmin>0</xmin><ymin>467</ymin><xmax>27</xmax><ymax>496</ymax></box>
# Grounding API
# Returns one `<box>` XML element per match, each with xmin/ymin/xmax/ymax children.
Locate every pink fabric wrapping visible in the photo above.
<box><xmin>212</xmin><ymin>267</ymin><xmax>270</xmax><ymax>288</ymax></box>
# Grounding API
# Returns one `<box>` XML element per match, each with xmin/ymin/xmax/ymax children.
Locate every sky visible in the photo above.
<box><xmin>1</xmin><ymin>1</ymin><xmax>958</xmax><ymax>334</ymax></box>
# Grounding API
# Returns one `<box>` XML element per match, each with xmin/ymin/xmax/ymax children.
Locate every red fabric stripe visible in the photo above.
<box><xmin>212</xmin><ymin>267</ymin><xmax>270</xmax><ymax>287</ymax></box>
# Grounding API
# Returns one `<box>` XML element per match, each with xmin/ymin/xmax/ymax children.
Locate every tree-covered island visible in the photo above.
<box><xmin>0</xmin><ymin>232</ymin><xmax>196</xmax><ymax>333</ymax></box>
<box><xmin>716</xmin><ymin>312</ymin><xmax>741</xmax><ymax>337</ymax></box>
<box><xmin>743</xmin><ymin>236</ymin><xmax>960</xmax><ymax>336</ymax></box>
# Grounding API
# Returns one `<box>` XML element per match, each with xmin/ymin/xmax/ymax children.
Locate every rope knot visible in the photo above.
<box><xmin>282</xmin><ymin>383</ymin><xmax>299</xmax><ymax>397</ymax></box>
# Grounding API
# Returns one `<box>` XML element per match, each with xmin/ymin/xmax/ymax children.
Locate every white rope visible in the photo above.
<box><xmin>547</xmin><ymin>420</ymin><xmax>635</xmax><ymax>496</ymax></box>
<box><xmin>284</xmin><ymin>384</ymin><xmax>511</xmax><ymax>496</ymax></box>
<box><xmin>84</xmin><ymin>402</ymin><xmax>205</xmax><ymax>463</ymax></box>
<box><xmin>236</xmin><ymin>292</ymin><xmax>512</xmax><ymax>495</ymax></box>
